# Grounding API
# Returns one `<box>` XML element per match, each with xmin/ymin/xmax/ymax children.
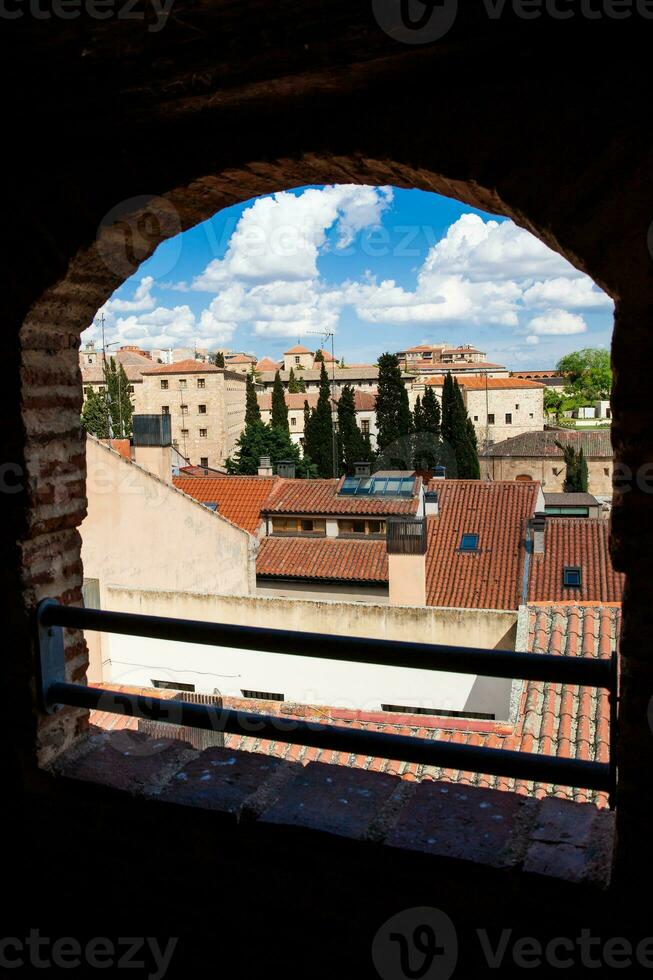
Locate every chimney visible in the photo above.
<box><xmin>258</xmin><ymin>455</ymin><xmax>274</xmax><ymax>477</ymax></box>
<box><xmin>531</xmin><ymin>512</ymin><xmax>546</xmax><ymax>555</ymax></box>
<box><xmin>354</xmin><ymin>461</ymin><xmax>371</xmax><ymax>478</ymax></box>
<box><xmin>424</xmin><ymin>490</ymin><xmax>439</xmax><ymax>517</ymax></box>
<box><xmin>386</xmin><ymin>518</ymin><xmax>427</xmax><ymax>606</ymax></box>
<box><xmin>276</xmin><ymin>459</ymin><xmax>296</xmax><ymax>479</ymax></box>
<box><xmin>132</xmin><ymin>414</ymin><xmax>172</xmax><ymax>484</ymax></box>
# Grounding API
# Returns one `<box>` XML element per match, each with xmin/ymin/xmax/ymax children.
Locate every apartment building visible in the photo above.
<box><xmin>257</xmin><ymin>389</ymin><xmax>378</xmax><ymax>448</ymax></box>
<box><xmin>79</xmin><ymin>343</ymin><xmax>154</xmax><ymax>404</ymax></box>
<box><xmin>138</xmin><ymin>359</ymin><xmax>247</xmax><ymax>468</ymax></box>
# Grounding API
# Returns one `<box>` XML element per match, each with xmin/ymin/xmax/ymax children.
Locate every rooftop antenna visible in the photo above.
<box><xmin>307</xmin><ymin>329</ymin><xmax>338</xmax><ymax>478</ymax></box>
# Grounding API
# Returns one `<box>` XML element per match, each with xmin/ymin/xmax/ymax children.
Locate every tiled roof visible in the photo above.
<box><xmin>528</xmin><ymin>519</ymin><xmax>624</xmax><ymax>604</ymax></box>
<box><xmin>425</xmin><ymin>376</ymin><xmax>544</xmax><ymax>390</ymax></box>
<box><xmin>226</xmin><ymin>353</ymin><xmax>256</xmax><ymax>364</ymax></box>
<box><xmin>255</xmin><ymin>357</ymin><xmax>282</xmax><ymax>372</ymax></box>
<box><xmin>314</xmin><ymin>348</ymin><xmax>336</xmax><ymax>361</ymax></box>
<box><xmin>257</xmin><ymin>536</ymin><xmax>388</xmax><ymax>583</ymax></box>
<box><xmin>89</xmin><ymin>604</ymin><xmax>616</xmax><ymax>810</ymax></box>
<box><xmin>257</xmin><ymin>391</ymin><xmax>376</xmax><ymax>412</ymax></box>
<box><xmin>141</xmin><ymin>359</ymin><xmax>222</xmax><ymax>375</ymax></box>
<box><xmin>263</xmin><ymin>477</ymin><xmax>421</xmax><ymax>517</ymax></box>
<box><xmin>284</xmin><ymin>344</ymin><xmax>312</xmax><ymax>354</ymax></box>
<box><xmin>425</xmin><ymin>480</ymin><xmax>539</xmax><ymax>610</ymax></box>
<box><xmin>481</xmin><ymin>429</ymin><xmax>613</xmax><ymax>458</ymax></box>
<box><xmin>511</xmin><ymin>370</ymin><xmax>560</xmax><ymax>379</ymax></box>
<box><xmin>259</xmin><ymin>366</ymin><xmax>381</xmax><ymax>382</ymax></box>
<box><xmin>172</xmin><ymin>476</ymin><xmax>278</xmax><ymax>534</ymax></box>
<box><xmin>80</xmin><ymin>348</ymin><xmax>155</xmax><ymax>383</ymax></box>
<box><xmin>415</xmin><ymin>361</ymin><xmax>507</xmax><ymax>374</ymax></box>
<box><xmin>99</xmin><ymin>438</ymin><xmax>131</xmax><ymax>460</ymax></box>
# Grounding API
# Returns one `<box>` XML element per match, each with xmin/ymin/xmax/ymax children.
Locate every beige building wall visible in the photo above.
<box><xmin>388</xmin><ymin>554</ymin><xmax>426</xmax><ymax>606</ymax></box>
<box><xmin>101</xmin><ymin>586</ymin><xmax>519</xmax><ymax>719</ymax></box>
<box><xmin>465</xmin><ymin>386</ymin><xmax>545</xmax><ymax>444</ymax></box>
<box><xmin>138</xmin><ymin>368</ymin><xmax>246</xmax><ymax>467</ymax></box>
<box><xmin>480</xmin><ymin>454</ymin><xmax>614</xmax><ymax>496</ymax></box>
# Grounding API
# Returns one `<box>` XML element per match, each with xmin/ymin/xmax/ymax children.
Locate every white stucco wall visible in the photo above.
<box><xmin>99</xmin><ymin>586</ymin><xmax>518</xmax><ymax>720</ymax></box>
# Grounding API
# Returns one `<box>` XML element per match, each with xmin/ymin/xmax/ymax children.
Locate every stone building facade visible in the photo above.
<box><xmin>139</xmin><ymin>359</ymin><xmax>247</xmax><ymax>468</ymax></box>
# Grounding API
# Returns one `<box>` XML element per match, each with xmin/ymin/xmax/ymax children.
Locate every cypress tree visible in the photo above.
<box><xmin>214</xmin><ymin>351</ymin><xmax>225</xmax><ymax>367</ymax></box>
<box><xmin>104</xmin><ymin>357</ymin><xmax>133</xmax><ymax>438</ymax></box>
<box><xmin>376</xmin><ymin>352</ymin><xmax>413</xmax><ymax>453</ymax></box>
<box><xmin>81</xmin><ymin>389</ymin><xmax>110</xmax><ymax>438</ymax></box>
<box><xmin>226</xmin><ymin>420</ymin><xmax>303</xmax><ymax>475</ymax></box>
<box><xmin>245</xmin><ymin>373</ymin><xmax>261</xmax><ymax>425</ymax></box>
<box><xmin>271</xmin><ymin>370</ymin><xmax>289</xmax><ymax>432</ymax></box>
<box><xmin>422</xmin><ymin>386</ymin><xmax>441</xmax><ymax>439</ymax></box>
<box><xmin>304</xmin><ymin>361</ymin><xmax>335</xmax><ymax>477</ymax></box>
<box><xmin>441</xmin><ymin>373</ymin><xmax>479</xmax><ymax>479</ymax></box>
<box><xmin>413</xmin><ymin>395</ymin><xmax>424</xmax><ymax>433</ymax></box>
<box><xmin>337</xmin><ymin>385</ymin><xmax>369</xmax><ymax>475</ymax></box>
<box><xmin>314</xmin><ymin>349</ymin><xmax>325</xmax><ymax>363</ymax></box>
<box><xmin>288</xmin><ymin>367</ymin><xmax>300</xmax><ymax>393</ymax></box>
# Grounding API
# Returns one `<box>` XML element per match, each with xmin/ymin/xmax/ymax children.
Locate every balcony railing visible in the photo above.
<box><xmin>37</xmin><ymin>599</ymin><xmax>618</xmax><ymax>804</ymax></box>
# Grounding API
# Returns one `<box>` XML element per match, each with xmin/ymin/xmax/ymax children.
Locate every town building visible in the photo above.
<box><xmin>258</xmin><ymin>363</ymin><xmax>402</xmax><ymax>395</ymax></box>
<box><xmin>224</xmin><ymin>352</ymin><xmax>257</xmax><ymax>374</ymax></box>
<box><xmin>257</xmin><ymin>389</ymin><xmax>378</xmax><ymax>449</ymax></box>
<box><xmin>480</xmin><ymin>430</ymin><xmax>614</xmax><ymax>497</ymax></box>
<box><xmin>79</xmin><ymin>344</ymin><xmax>154</xmax><ymax>403</ymax></box>
<box><xmin>413</xmin><ymin>375</ymin><xmax>546</xmax><ymax>445</ymax></box>
<box><xmin>138</xmin><ymin>359</ymin><xmax>247</xmax><ymax>468</ymax></box>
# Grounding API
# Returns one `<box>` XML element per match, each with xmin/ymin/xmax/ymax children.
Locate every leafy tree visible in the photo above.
<box><xmin>104</xmin><ymin>357</ymin><xmax>133</xmax><ymax>438</ymax></box>
<box><xmin>375</xmin><ymin>352</ymin><xmax>413</xmax><ymax>454</ymax></box>
<box><xmin>544</xmin><ymin>389</ymin><xmax>563</xmax><ymax>421</ymax></box>
<box><xmin>412</xmin><ymin>385</ymin><xmax>443</xmax><ymax>470</ymax></box>
<box><xmin>245</xmin><ymin>373</ymin><xmax>261</xmax><ymax>425</ymax></box>
<box><xmin>413</xmin><ymin>395</ymin><xmax>425</xmax><ymax>433</ymax></box>
<box><xmin>227</xmin><ymin>421</ymin><xmax>313</xmax><ymax>476</ymax></box>
<box><xmin>556</xmin><ymin>440</ymin><xmax>589</xmax><ymax>492</ymax></box>
<box><xmin>212</xmin><ymin>351</ymin><xmax>226</xmax><ymax>367</ymax></box>
<box><xmin>81</xmin><ymin>388</ymin><xmax>110</xmax><ymax>438</ymax></box>
<box><xmin>337</xmin><ymin>385</ymin><xmax>371</xmax><ymax>474</ymax></box>
<box><xmin>304</xmin><ymin>361</ymin><xmax>335</xmax><ymax>477</ymax></box>
<box><xmin>557</xmin><ymin>348</ymin><xmax>611</xmax><ymax>400</ymax></box>
<box><xmin>314</xmin><ymin>349</ymin><xmax>325</xmax><ymax>363</ymax></box>
<box><xmin>271</xmin><ymin>370</ymin><xmax>289</xmax><ymax>432</ymax></box>
<box><xmin>422</xmin><ymin>386</ymin><xmax>441</xmax><ymax>440</ymax></box>
<box><xmin>288</xmin><ymin>367</ymin><xmax>299</xmax><ymax>393</ymax></box>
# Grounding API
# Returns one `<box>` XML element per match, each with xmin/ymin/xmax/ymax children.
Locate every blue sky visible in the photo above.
<box><xmin>84</xmin><ymin>186</ymin><xmax>614</xmax><ymax>369</ymax></box>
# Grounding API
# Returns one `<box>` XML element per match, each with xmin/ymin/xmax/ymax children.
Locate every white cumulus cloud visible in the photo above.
<box><xmin>527</xmin><ymin>309</ymin><xmax>588</xmax><ymax>336</ymax></box>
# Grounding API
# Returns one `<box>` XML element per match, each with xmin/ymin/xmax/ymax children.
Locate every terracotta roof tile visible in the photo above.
<box><xmin>425</xmin><ymin>480</ymin><xmax>539</xmax><ymax>610</ymax></box>
<box><xmin>528</xmin><ymin>518</ymin><xmax>624</xmax><ymax>603</ymax></box>
<box><xmin>141</xmin><ymin>358</ymin><xmax>222</xmax><ymax>375</ymax></box>
<box><xmin>257</xmin><ymin>536</ymin><xmax>388</xmax><ymax>583</ymax></box>
<box><xmin>425</xmin><ymin>376</ymin><xmax>544</xmax><ymax>390</ymax></box>
<box><xmin>481</xmin><ymin>429</ymin><xmax>613</xmax><ymax>458</ymax></box>
<box><xmin>284</xmin><ymin>344</ymin><xmax>312</xmax><ymax>354</ymax></box>
<box><xmin>263</xmin><ymin>477</ymin><xmax>421</xmax><ymax>517</ymax></box>
<box><xmin>172</xmin><ymin>476</ymin><xmax>278</xmax><ymax>534</ymax></box>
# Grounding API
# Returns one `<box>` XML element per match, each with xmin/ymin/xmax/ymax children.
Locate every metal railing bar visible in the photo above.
<box><xmin>46</xmin><ymin>681</ymin><xmax>613</xmax><ymax>793</ymax></box>
<box><xmin>37</xmin><ymin>601</ymin><xmax>614</xmax><ymax>689</ymax></box>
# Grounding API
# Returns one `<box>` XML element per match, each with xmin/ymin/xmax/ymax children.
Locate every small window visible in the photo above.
<box><xmin>199</xmin><ymin>428</ymin><xmax>208</xmax><ymax>438</ymax></box>
<box><xmin>197</xmin><ymin>378</ymin><xmax>206</xmax><ymax>389</ymax></box>
<box><xmin>529</xmin><ymin>413</ymin><xmax>534</xmax><ymax>419</ymax></box>
<box><xmin>473</xmin><ymin>415</ymin><xmax>478</xmax><ymax>422</ymax></box>
<box><xmin>460</xmin><ymin>533</ymin><xmax>479</xmax><ymax>552</ymax></box>
<box><xmin>300</xmin><ymin>519</ymin><xmax>315</xmax><ymax>532</ymax></box>
<box><xmin>488</xmin><ymin>414</ymin><xmax>495</xmax><ymax>425</ymax></box>
<box><xmin>353</xmin><ymin>520</ymin><xmax>366</xmax><ymax>534</ymax></box>
<box><xmin>179</xmin><ymin>379</ymin><xmax>187</xmax><ymax>389</ymax></box>
<box><xmin>180</xmin><ymin>404</ymin><xmax>188</xmax><ymax>413</ymax></box>
<box><xmin>295</xmin><ymin>356</ymin><xmax>300</xmax><ymax>364</ymax></box>
<box><xmin>160</xmin><ymin>380</ymin><xmax>169</xmax><ymax>390</ymax></box>
<box><xmin>181</xmin><ymin>428</ymin><xmax>189</xmax><ymax>435</ymax></box>
<box><xmin>242</xmin><ymin>690</ymin><xmax>284</xmax><ymax>702</ymax></box>
<box><xmin>563</xmin><ymin>566</ymin><xmax>582</xmax><ymax>588</ymax></box>
<box><xmin>515</xmin><ymin>403</ymin><xmax>520</xmax><ymax>410</ymax></box>
<box><xmin>128</xmin><ymin>385</ymin><xmax>134</xmax><ymax>394</ymax></box>
<box><xmin>368</xmin><ymin>520</ymin><xmax>384</xmax><ymax>534</ymax></box>
<box><xmin>291</xmin><ymin>416</ymin><xmax>297</xmax><ymax>426</ymax></box>
<box><xmin>151</xmin><ymin>679</ymin><xmax>195</xmax><ymax>692</ymax></box>
<box><xmin>200</xmin><ymin>457</ymin><xmax>209</xmax><ymax>468</ymax></box>
<box><xmin>198</xmin><ymin>404</ymin><xmax>207</xmax><ymax>414</ymax></box>
<box><xmin>361</xmin><ymin>420</ymin><xmax>370</xmax><ymax>434</ymax></box>
<box><xmin>162</xmin><ymin>405</ymin><xmax>169</xmax><ymax>414</ymax></box>
<box><xmin>505</xmin><ymin>413</ymin><xmax>512</xmax><ymax>424</ymax></box>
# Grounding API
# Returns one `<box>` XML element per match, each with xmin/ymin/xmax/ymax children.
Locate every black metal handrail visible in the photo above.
<box><xmin>37</xmin><ymin>599</ymin><xmax>618</xmax><ymax>802</ymax></box>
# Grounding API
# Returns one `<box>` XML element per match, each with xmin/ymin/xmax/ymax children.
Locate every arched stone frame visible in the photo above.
<box><xmin>5</xmin><ymin>11</ymin><xmax>653</xmax><ymax>896</ymax></box>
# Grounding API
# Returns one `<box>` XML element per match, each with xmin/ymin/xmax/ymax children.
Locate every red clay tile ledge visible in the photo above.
<box><xmin>49</xmin><ymin>731</ymin><xmax>614</xmax><ymax>889</ymax></box>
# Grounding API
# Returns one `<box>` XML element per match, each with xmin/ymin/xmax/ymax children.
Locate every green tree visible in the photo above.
<box><xmin>245</xmin><ymin>373</ymin><xmax>261</xmax><ymax>425</ymax></box>
<box><xmin>556</xmin><ymin>440</ymin><xmax>589</xmax><ymax>492</ymax></box>
<box><xmin>337</xmin><ymin>385</ymin><xmax>370</xmax><ymax>474</ymax></box>
<box><xmin>81</xmin><ymin>388</ymin><xmax>110</xmax><ymax>438</ymax></box>
<box><xmin>213</xmin><ymin>351</ymin><xmax>226</xmax><ymax>367</ymax></box>
<box><xmin>288</xmin><ymin>367</ymin><xmax>300</xmax><ymax>393</ymax></box>
<box><xmin>227</xmin><ymin>421</ymin><xmax>311</xmax><ymax>476</ymax></box>
<box><xmin>413</xmin><ymin>395</ymin><xmax>425</xmax><ymax>433</ymax></box>
<box><xmin>304</xmin><ymin>361</ymin><xmax>335</xmax><ymax>477</ymax></box>
<box><xmin>314</xmin><ymin>349</ymin><xmax>325</xmax><ymax>363</ymax></box>
<box><xmin>271</xmin><ymin>370</ymin><xmax>289</xmax><ymax>432</ymax></box>
<box><xmin>104</xmin><ymin>357</ymin><xmax>133</xmax><ymax>438</ymax></box>
<box><xmin>557</xmin><ymin>348</ymin><xmax>611</xmax><ymax>400</ymax></box>
<box><xmin>441</xmin><ymin>373</ymin><xmax>479</xmax><ymax>479</ymax></box>
<box><xmin>422</xmin><ymin>386</ymin><xmax>441</xmax><ymax>440</ymax></box>
<box><xmin>412</xmin><ymin>385</ymin><xmax>443</xmax><ymax>470</ymax></box>
<box><xmin>375</xmin><ymin>352</ymin><xmax>413</xmax><ymax>453</ymax></box>
<box><xmin>544</xmin><ymin>389</ymin><xmax>563</xmax><ymax>421</ymax></box>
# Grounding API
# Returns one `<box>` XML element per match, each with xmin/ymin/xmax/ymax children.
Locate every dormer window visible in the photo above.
<box><xmin>460</xmin><ymin>533</ymin><xmax>479</xmax><ymax>552</ymax></box>
<box><xmin>563</xmin><ymin>566</ymin><xmax>582</xmax><ymax>588</ymax></box>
